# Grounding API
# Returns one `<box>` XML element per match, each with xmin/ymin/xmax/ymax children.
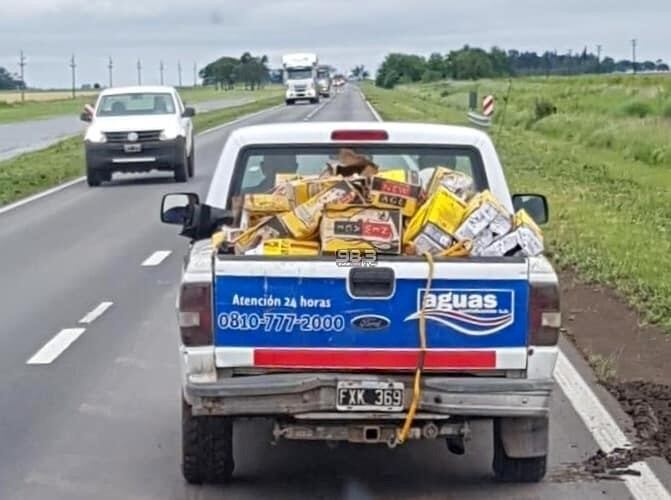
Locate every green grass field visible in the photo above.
<box><xmin>362</xmin><ymin>75</ymin><xmax>671</xmax><ymax>331</ymax></box>
<box><xmin>0</xmin><ymin>85</ymin><xmax>282</xmax><ymax>125</ymax></box>
<box><xmin>0</xmin><ymin>94</ymin><xmax>281</xmax><ymax>206</ymax></box>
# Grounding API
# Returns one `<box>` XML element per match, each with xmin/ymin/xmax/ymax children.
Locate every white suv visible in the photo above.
<box><xmin>81</xmin><ymin>85</ymin><xmax>195</xmax><ymax>186</ymax></box>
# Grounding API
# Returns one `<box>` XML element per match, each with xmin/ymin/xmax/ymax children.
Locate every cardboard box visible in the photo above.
<box><xmin>470</xmin><ymin>229</ymin><xmax>495</xmax><ymax>256</ymax></box>
<box><xmin>403</xmin><ymin>187</ymin><xmax>466</xmax><ymax>254</ymax></box>
<box><xmin>454</xmin><ymin>190</ymin><xmax>513</xmax><ymax>241</ymax></box>
<box><xmin>426</xmin><ymin>166</ymin><xmax>475</xmax><ymax>200</ymax></box>
<box><xmin>369</xmin><ymin>175</ymin><xmax>422</xmax><ymax>217</ymax></box>
<box><xmin>212</xmin><ymin>225</ymin><xmax>245</xmax><ymax>249</ymax></box>
<box><xmin>281</xmin><ymin>180</ymin><xmax>365</xmax><ymax>239</ymax></box>
<box><xmin>479</xmin><ymin>231</ymin><xmax>521</xmax><ymax>257</ymax></box>
<box><xmin>321</xmin><ymin>205</ymin><xmax>402</xmax><ymax>254</ymax></box>
<box><xmin>283</xmin><ymin>177</ymin><xmax>341</xmax><ymax>206</ymax></box>
<box><xmin>245</xmin><ymin>239</ymin><xmax>320</xmax><ymax>256</ymax></box>
<box><xmin>243</xmin><ymin>194</ymin><xmax>292</xmax><ymax>214</ymax></box>
<box><xmin>377</xmin><ymin>169</ymin><xmax>421</xmax><ymax>185</ymax></box>
<box><xmin>233</xmin><ymin>216</ymin><xmax>290</xmax><ymax>254</ymax></box>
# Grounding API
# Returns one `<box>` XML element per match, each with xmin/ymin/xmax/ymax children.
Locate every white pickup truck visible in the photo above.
<box><xmin>160</xmin><ymin>122</ymin><xmax>560</xmax><ymax>485</ymax></box>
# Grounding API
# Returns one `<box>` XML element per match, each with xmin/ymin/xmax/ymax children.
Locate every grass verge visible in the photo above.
<box><xmin>0</xmin><ymin>86</ymin><xmax>283</xmax><ymax>125</ymax></box>
<box><xmin>362</xmin><ymin>79</ymin><xmax>671</xmax><ymax>332</ymax></box>
<box><xmin>0</xmin><ymin>94</ymin><xmax>281</xmax><ymax>207</ymax></box>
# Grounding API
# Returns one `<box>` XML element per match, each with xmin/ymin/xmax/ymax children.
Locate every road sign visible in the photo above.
<box><xmin>482</xmin><ymin>95</ymin><xmax>495</xmax><ymax>116</ymax></box>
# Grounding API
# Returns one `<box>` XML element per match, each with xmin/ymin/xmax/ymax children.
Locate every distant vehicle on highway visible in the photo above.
<box><xmin>316</xmin><ymin>65</ymin><xmax>332</xmax><ymax>98</ymax></box>
<box><xmin>160</xmin><ymin>122</ymin><xmax>557</xmax><ymax>485</ymax></box>
<box><xmin>282</xmin><ymin>53</ymin><xmax>320</xmax><ymax>105</ymax></box>
<box><xmin>80</xmin><ymin>85</ymin><xmax>196</xmax><ymax>186</ymax></box>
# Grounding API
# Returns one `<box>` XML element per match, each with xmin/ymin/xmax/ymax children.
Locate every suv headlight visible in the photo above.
<box><xmin>85</xmin><ymin>128</ymin><xmax>106</xmax><ymax>143</ymax></box>
<box><xmin>159</xmin><ymin>127</ymin><xmax>181</xmax><ymax>141</ymax></box>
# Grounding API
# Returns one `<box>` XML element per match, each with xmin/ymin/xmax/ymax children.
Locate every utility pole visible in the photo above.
<box><xmin>631</xmin><ymin>39</ymin><xmax>637</xmax><ymax>74</ymax></box>
<box><xmin>177</xmin><ymin>61</ymin><xmax>183</xmax><ymax>87</ymax></box>
<box><xmin>137</xmin><ymin>59</ymin><xmax>142</xmax><ymax>85</ymax></box>
<box><xmin>596</xmin><ymin>44</ymin><xmax>602</xmax><ymax>62</ymax></box>
<box><xmin>160</xmin><ymin>60</ymin><xmax>165</xmax><ymax>85</ymax></box>
<box><xmin>193</xmin><ymin>62</ymin><xmax>197</xmax><ymax>87</ymax></box>
<box><xmin>70</xmin><ymin>54</ymin><xmax>77</xmax><ymax>99</ymax></box>
<box><xmin>18</xmin><ymin>50</ymin><xmax>27</xmax><ymax>102</ymax></box>
<box><xmin>108</xmin><ymin>56</ymin><xmax>113</xmax><ymax>88</ymax></box>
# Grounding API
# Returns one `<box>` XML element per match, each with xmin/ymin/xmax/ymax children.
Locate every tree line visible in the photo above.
<box><xmin>0</xmin><ymin>67</ymin><xmax>24</xmax><ymax>90</ymax></box>
<box><xmin>199</xmin><ymin>52</ymin><xmax>270</xmax><ymax>90</ymax></box>
<box><xmin>375</xmin><ymin>46</ymin><xmax>671</xmax><ymax>88</ymax></box>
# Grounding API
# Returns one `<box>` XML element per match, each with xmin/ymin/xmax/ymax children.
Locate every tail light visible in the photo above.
<box><xmin>331</xmin><ymin>130</ymin><xmax>388</xmax><ymax>141</ymax></box>
<box><xmin>178</xmin><ymin>282</ymin><xmax>213</xmax><ymax>346</ymax></box>
<box><xmin>529</xmin><ymin>281</ymin><xmax>561</xmax><ymax>346</ymax></box>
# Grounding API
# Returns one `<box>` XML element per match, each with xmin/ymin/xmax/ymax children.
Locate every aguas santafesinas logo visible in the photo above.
<box><xmin>404</xmin><ymin>288</ymin><xmax>514</xmax><ymax>336</ymax></box>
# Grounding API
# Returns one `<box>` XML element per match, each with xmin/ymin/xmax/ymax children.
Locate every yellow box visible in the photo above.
<box><xmin>233</xmin><ymin>216</ymin><xmax>290</xmax><ymax>254</ymax></box>
<box><xmin>369</xmin><ymin>175</ymin><xmax>422</xmax><ymax>218</ymax></box>
<box><xmin>211</xmin><ymin>226</ymin><xmax>245</xmax><ymax>249</ymax></box>
<box><xmin>281</xmin><ymin>180</ymin><xmax>365</xmax><ymax>239</ymax></box>
<box><xmin>243</xmin><ymin>194</ymin><xmax>292</xmax><ymax>214</ymax></box>
<box><xmin>426</xmin><ymin>166</ymin><xmax>474</xmax><ymax>200</ymax></box>
<box><xmin>404</xmin><ymin>187</ymin><xmax>466</xmax><ymax>247</ymax></box>
<box><xmin>454</xmin><ymin>190</ymin><xmax>513</xmax><ymax>241</ymax></box>
<box><xmin>284</xmin><ymin>177</ymin><xmax>341</xmax><ymax>206</ymax></box>
<box><xmin>515</xmin><ymin>209</ymin><xmax>542</xmax><ymax>237</ymax></box>
<box><xmin>321</xmin><ymin>205</ymin><xmax>403</xmax><ymax>254</ymax></box>
<box><xmin>245</xmin><ymin>239</ymin><xmax>320</xmax><ymax>256</ymax></box>
<box><xmin>377</xmin><ymin>169</ymin><xmax>421</xmax><ymax>185</ymax></box>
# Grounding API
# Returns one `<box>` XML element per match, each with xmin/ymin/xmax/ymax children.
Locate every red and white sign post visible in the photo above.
<box><xmin>482</xmin><ymin>95</ymin><xmax>495</xmax><ymax>117</ymax></box>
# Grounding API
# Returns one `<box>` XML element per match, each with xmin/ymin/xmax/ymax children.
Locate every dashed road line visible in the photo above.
<box><xmin>304</xmin><ymin>99</ymin><xmax>331</xmax><ymax>121</ymax></box>
<box><xmin>26</xmin><ymin>328</ymin><xmax>86</xmax><ymax>365</ymax></box>
<box><xmin>141</xmin><ymin>250</ymin><xmax>172</xmax><ymax>267</ymax></box>
<box><xmin>79</xmin><ymin>301</ymin><xmax>114</xmax><ymax>324</ymax></box>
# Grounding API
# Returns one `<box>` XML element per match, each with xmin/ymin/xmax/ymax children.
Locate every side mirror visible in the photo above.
<box><xmin>80</xmin><ymin>112</ymin><xmax>92</xmax><ymax>122</ymax></box>
<box><xmin>512</xmin><ymin>194</ymin><xmax>549</xmax><ymax>225</ymax></box>
<box><xmin>161</xmin><ymin>192</ymin><xmax>199</xmax><ymax>225</ymax></box>
<box><xmin>182</xmin><ymin>107</ymin><xmax>196</xmax><ymax>118</ymax></box>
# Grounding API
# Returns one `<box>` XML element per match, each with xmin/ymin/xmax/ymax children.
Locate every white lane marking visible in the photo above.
<box><xmin>78</xmin><ymin>301</ymin><xmax>114</xmax><ymax>324</ymax></box>
<box><xmin>364</xmin><ymin>97</ymin><xmax>383</xmax><ymax>122</ymax></box>
<box><xmin>0</xmin><ymin>177</ymin><xmax>86</xmax><ymax>215</ymax></box>
<box><xmin>555</xmin><ymin>352</ymin><xmax>671</xmax><ymax>500</ymax></box>
<box><xmin>365</xmin><ymin>96</ymin><xmax>671</xmax><ymax>500</ymax></box>
<box><xmin>0</xmin><ymin>103</ymin><xmax>284</xmax><ymax>217</ymax></box>
<box><xmin>26</xmin><ymin>328</ymin><xmax>86</xmax><ymax>365</ymax></box>
<box><xmin>141</xmin><ymin>250</ymin><xmax>172</xmax><ymax>267</ymax></box>
<box><xmin>304</xmin><ymin>99</ymin><xmax>330</xmax><ymax>121</ymax></box>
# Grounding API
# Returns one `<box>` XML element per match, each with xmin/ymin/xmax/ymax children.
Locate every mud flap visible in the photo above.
<box><xmin>498</xmin><ymin>416</ymin><xmax>549</xmax><ymax>458</ymax></box>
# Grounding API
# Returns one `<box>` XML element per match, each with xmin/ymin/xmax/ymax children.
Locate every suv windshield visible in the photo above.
<box><xmin>230</xmin><ymin>145</ymin><xmax>487</xmax><ymax>205</ymax></box>
<box><xmin>286</xmin><ymin>68</ymin><xmax>313</xmax><ymax>80</ymax></box>
<box><xmin>97</xmin><ymin>92</ymin><xmax>176</xmax><ymax>116</ymax></box>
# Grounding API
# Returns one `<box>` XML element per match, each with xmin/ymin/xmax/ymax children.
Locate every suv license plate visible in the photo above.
<box><xmin>336</xmin><ymin>380</ymin><xmax>404</xmax><ymax>412</ymax></box>
<box><xmin>124</xmin><ymin>143</ymin><xmax>142</xmax><ymax>153</ymax></box>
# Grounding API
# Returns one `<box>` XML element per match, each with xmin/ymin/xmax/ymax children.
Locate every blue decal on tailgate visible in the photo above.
<box><xmin>214</xmin><ymin>276</ymin><xmax>528</xmax><ymax>349</ymax></box>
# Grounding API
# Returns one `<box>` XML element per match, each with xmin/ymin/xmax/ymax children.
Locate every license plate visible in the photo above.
<box><xmin>124</xmin><ymin>143</ymin><xmax>142</xmax><ymax>153</ymax></box>
<box><xmin>336</xmin><ymin>380</ymin><xmax>404</xmax><ymax>412</ymax></box>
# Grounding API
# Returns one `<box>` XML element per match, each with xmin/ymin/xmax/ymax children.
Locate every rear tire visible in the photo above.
<box><xmin>285</xmin><ymin>99</ymin><xmax>294</xmax><ymax>106</ymax></box>
<box><xmin>182</xmin><ymin>398</ymin><xmax>235</xmax><ymax>485</ymax></box>
<box><xmin>174</xmin><ymin>152</ymin><xmax>188</xmax><ymax>183</ymax></box>
<box><xmin>86</xmin><ymin>166</ymin><xmax>101</xmax><ymax>187</ymax></box>
<box><xmin>311</xmin><ymin>97</ymin><xmax>319</xmax><ymax>104</ymax></box>
<box><xmin>492</xmin><ymin>419</ymin><xmax>547</xmax><ymax>482</ymax></box>
<box><xmin>187</xmin><ymin>145</ymin><xmax>195</xmax><ymax>178</ymax></box>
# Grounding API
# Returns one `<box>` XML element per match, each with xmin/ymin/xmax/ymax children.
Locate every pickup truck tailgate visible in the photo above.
<box><xmin>213</xmin><ymin>258</ymin><xmax>529</xmax><ymax>371</ymax></box>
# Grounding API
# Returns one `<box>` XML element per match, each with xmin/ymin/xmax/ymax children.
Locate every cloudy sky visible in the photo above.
<box><xmin>0</xmin><ymin>0</ymin><xmax>669</xmax><ymax>88</ymax></box>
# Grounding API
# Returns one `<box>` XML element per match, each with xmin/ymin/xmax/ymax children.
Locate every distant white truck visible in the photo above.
<box><xmin>282</xmin><ymin>53</ymin><xmax>319</xmax><ymax>105</ymax></box>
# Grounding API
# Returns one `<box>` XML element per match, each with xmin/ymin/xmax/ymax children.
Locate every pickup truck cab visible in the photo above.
<box><xmin>81</xmin><ymin>85</ymin><xmax>195</xmax><ymax>186</ymax></box>
<box><xmin>161</xmin><ymin>122</ymin><xmax>560</xmax><ymax>485</ymax></box>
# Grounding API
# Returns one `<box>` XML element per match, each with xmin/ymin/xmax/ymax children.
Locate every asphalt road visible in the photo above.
<box><xmin>0</xmin><ymin>85</ymin><xmax>653</xmax><ymax>500</ymax></box>
<box><xmin>0</xmin><ymin>96</ymin><xmax>253</xmax><ymax>162</ymax></box>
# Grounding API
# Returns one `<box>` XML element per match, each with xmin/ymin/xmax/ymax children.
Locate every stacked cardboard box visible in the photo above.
<box><xmin>212</xmin><ymin>154</ymin><xmax>544</xmax><ymax>258</ymax></box>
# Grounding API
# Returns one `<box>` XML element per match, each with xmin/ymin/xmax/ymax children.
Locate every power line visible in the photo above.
<box><xmin>160</xmin><ymin>60</ymin><xmax>165</xmax><ymax>85</ymax></box>
<box><xmin>137</xmin><ymin>59</ymin><xmax>142</xmax><ymax>85</ymax></box>
<box><xmin>177</xmin><ymin>61</ymin><xmax>183</xmax><ymax>87</ymax></box>
<box><xmin>69</xmin><ymin>54</ymin><xmax>77</xmax><ymax>99</ymax></box>
<box><xmin>631</xmin><ymin>39</ymin><xmax>637</xmax><ymax>74</ymax></box>
<box><xmin>18</xmin><ymin>50</ymin><xmax>27</xmax><ymax>102</ymax></box>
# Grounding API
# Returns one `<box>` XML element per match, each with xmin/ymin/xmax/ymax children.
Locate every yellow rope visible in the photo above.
<box><xmin>397</xmin><ymin>251</ymin><xmax>434</xmax><ymax>444</ymax></box>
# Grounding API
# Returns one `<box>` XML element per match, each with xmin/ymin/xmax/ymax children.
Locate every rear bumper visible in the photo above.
<box><xmin>85</xmin><ymin>137</ymin><xmax>185</xmax><ymax>172</ymax></box>
<box><xmin>185</xmin><ymin>372</ymin><xmax>554</xmax><ymax>418</ymax></box>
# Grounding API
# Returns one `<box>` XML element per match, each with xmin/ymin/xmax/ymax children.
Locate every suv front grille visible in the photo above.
<box><xmin>104</xmin><ymin>130</ymin><xmax>162</xmax><ymax>143</ymax></box>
